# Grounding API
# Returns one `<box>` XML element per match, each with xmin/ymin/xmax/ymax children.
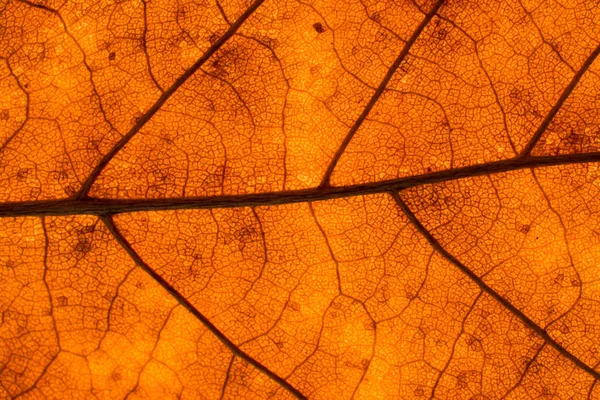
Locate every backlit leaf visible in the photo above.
<box><xmin>2</xmin><ymin>0</ymin><xmax>600</xmax><ymax>398</ymax></box>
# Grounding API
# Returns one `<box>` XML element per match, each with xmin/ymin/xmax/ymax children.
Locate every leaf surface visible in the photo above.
<box><xmin>2</xmin><ymin>0</ymin><xmax>600</xmax><ymax>398</ymax></box>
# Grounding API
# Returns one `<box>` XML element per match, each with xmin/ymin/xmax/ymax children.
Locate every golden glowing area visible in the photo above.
<box><xmin>1</xmin><ymin>0</ymin><xmax>600</xmax><ymax>398</ymax></box>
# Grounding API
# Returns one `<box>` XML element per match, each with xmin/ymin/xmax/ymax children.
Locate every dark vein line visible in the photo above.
<box><xmin>3</xmin><ymin>152</ymin><xmax>600</xmax><ymax>217</ymax></box>
<box><xmin>589</xmin><ymin>372</ymin><xmax>599</xmax><ymax>399</ymax></box>
<box><xmin>430</xmin><ymin>291</ymin><xmax>482</xmax><ymax>399</ymax></box>
<box><xmin>391</xmin><ymin>192</ymin><xmax>600</xmax><ymax>382</ymax></box>
<box><xmin>216</xmin><ymin>0</ymin><xmax>231</xmax><ymax>26</ymax></box>
<box><xmin>100</xmin><ymin>215</ymin><xmax>307</xmax><ymax>400</ymax></box>
<box><xmin>308</xmin><ymin>202</ymin><xmax>342</xmax><ymax>294</ymax></box>
<box><xmin>240</xmin><ymin>207</ymin><xmax>268</xmax><ymax>300</ymax></box>
<box><xmin>436</xmin><ymin>15</ymin><xmax>516</xmax><ymax>155</ymax></box>
<box><xmin>141</xmin><ymin>0</ymin><xmax>165</xmax><ymax>93</ymax></box>
<box><xmin>500</xmin><ymin>343</ymin><xmax>545</xmax><ymax>400</ymax></box>
<box><xmin>12</xmin><ymin>218</ymin><xmax>61</xmax><ymax>399</ymax></box>
<box><xmin>96</xmin><ymin>266</ymin><xmax>136</xmax><ymax>350</ymax></box>
<box><xmin>16</xmin><ymin>0</ymin><xmax>120</xmax><ymax>133</ymax></box>
<box><xmin>319</xmin><ymin>0</ymin><xmax>445</xmax><ymax>187</ymax></box>
<box><xmin>124</xmin><ymin>305</ymin><xmax>176</xmax><ymax>400</ymax></box>
<box><xmin>13</xmin><ymin>0</ymin><xmax>54</xmax><ymax>12</ymax></box>
<box><xmin>530</xmin><ymin>170</ymin><xmax>583</xmax><ymax>329</ymax></box>
<box><xmin>0</xmin><ymin>59</ymin><xmax>29</xmax><ymax>153</ymax></box>
<box><xmin>220</xmin><ymin>355</ymin><xmax>235</xmax><ymax>400</ymax></box>
<box><xmin>519</xmin><ymin>42</ymin><xmax>600</xmax><ymax>157</ymax></box>
<box><xmin>75</xmin><ymin>0</ymin><xmax>266</xmax><ymax>199</ymax></box>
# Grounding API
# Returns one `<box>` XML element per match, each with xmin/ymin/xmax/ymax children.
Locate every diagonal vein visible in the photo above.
<box><xmin>391</xmin><ymin>192</ymin><xmax>600</xmax><ymax>382</ymax></box>
<box><xmin>319</xmin><ymin>0</ymin><xmax>445</xmax><ymax>187</ymax></box>
<box><xmin>2</xmin><ymin>152</ymin><xmax>600</xmax><ymax>217</ymax></box>
<box><xmin>519</xmin><ymin>42</ymin><xmax>600</xmax><ymax>157</ymax></box>
<box><xmin>101</xmin><ymin>215</ymin><xmax>308</xmax><ymax>400</ymax></box>
<box><xmin>75</xmin><ymin>0</ymin><xmax>266</xmax><ymax>199</ymax></box>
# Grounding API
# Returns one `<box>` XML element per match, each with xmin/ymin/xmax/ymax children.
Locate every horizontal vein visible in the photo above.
<box><xmin>519</xmin><ymin>42</ymin><xmax>600</xmax><ymax>157</ymax></box>
<box><xmin>2</xmin><ymin>152</ymin><xmax>600</xmax><ymax>217</ymax></box>
<box><xmin>319</xmin><ymin>0</ymin><xmax>445</xmax><ymax>187</ymax></box>
<box><xmin>391</xmin><ymin>192</ymin><xmax>600</xmax><ymax>381</ymax></box>
<box><xmin>101</xmin><ymin>215</ymin><xmax>307</xmax><ymax>400</ymax></box>
<box><xmin>75</xmin><ymin>0</ymin><xmax>265</xmax><ymax>199</ymax></box>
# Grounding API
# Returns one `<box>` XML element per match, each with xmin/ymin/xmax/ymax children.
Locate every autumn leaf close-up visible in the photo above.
<box><xmin>3</xmin><ymin>0</ymin><xmax>600</xmax><ymax>398</ymax></box>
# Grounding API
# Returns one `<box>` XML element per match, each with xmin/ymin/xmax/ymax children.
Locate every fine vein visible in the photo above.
<box><xmin>101</xmin><ymin>215</ymin><xmax>308</xmax><ymax>400</ymax></box>
<box><xmin>75</xmin><ymin>0</ymin><xmax>266</xmax><ymax>198</ymax></box>
<box><xmin>519</xmin><ymin>43</ymin><xmax>600</xmax><ymax>157</ymax></box>
<box><xmin>319</xmin><ymin>0</ymin><xmax>445</xmax><ymax>187</ymax></box>
<box><xmin>391</xmin><ymin>192</ymin><xmax>600</xmax><ymax>381</ymax></box>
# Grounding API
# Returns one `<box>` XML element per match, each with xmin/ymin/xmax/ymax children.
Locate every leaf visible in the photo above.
<box><xmin>1</xmin><ymin>0</ymin><xmax>600</xmax><ymax>398</ymax></box>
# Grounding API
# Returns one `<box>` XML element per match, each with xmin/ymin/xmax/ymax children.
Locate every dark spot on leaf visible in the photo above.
<box><xmin>466</xmin><ymin>335</ymin><xmax>482</xmax><ymax>352</ymax></box>
<box><xmin>435</xmin><ymin>27</ymin><xmax>448</xmax><ymax>40</ymax></box>
<box><xmin>478</xmin><ymin>320</ymin><xmax>492</xmax><ymax>335</ymax></box>
<box><xmin>443</xmin><ymin>196</ymin><xmax>456</xmax><ymax>207</ymax></box>
<box><xmin>64</xmin><ymin>185</ymin><xmax>77</xmax><ymax>197</ymax></box>
<box><xmin>108</xmin><ymin>52</ymin><xmax>116</xmax><ymax>61</ymax></box>
<box><xmin>313</xmin><ymin>22</ymin><xmax>325</xmax><ymax>34</ymax></box>
<box><xmin>81</xmin><ymin>224</ymin><xmax>96</xmax><ymax>234</ymax></box>
<box><xmin>510</xmin><ymin>87</ymin><xmax>521</xmax><ymax>102</ymax></box>
<box><xmin>261</xmin><ymin>36</ymin><xmax>279</xmax><ymax>50</ymax></box>
<box><xmin>0</xmin><ymin>110</ymin><xmax>9</xmax><ymax>120</ymax></box>
<box><xmin>370</xmin><ymin>12</ymin><xmax>381</xmax><ymax>22</ymax></box>
<box><xmin>554</xmin><ymin>273</ymin><xmax>564</xmax><ymax>285</ymax></box>
<box><xmin>209</xmin><ymin>34</ymin><xmax>220</xmax><ymax>45</ymax></box>
<box><xmin>558</xmin><ymin>323</ymin><xmax>570</xmax><ymax>334</ymax></box>
<box><xmin>57</xmin><ymin>296</ymin><xmax>68</xmax><ymax>306</ymax></box>
<box><xmin>131</xmin><ymin>112</ymin><xmax>143</xmax><ymax>124</ymax></box>
<box><xmin>234</xmin><ymin>225</ymin><xmax>257</xmax><ymax>245</ymax></box>
<box><xmin>209</xmin><ymin>47</ymin><xmax>242</xmax><ymax>76</ymax></box>
<box><xmin>560</xmin><ymin>130</ymin><xmax>586</xmax><ymax>152</ymax></box>
<box><xmin>74</xmin><ymin>236</ymin><xmax>92</xmax><ymax>255</ymax></box>
<box><xmin>518</xmin><ymin>223</ymin><xmax>530</xmax><ymax>233</ymax></box>
<box><xmin>17</xmin><ymin>168</ymin><xmax>29</xmax><ymax>181</ymax></box>
<box><xmin>361</xmin><ymin>358</ymin><xmax>370</xmax><ymax>370</ymax></box>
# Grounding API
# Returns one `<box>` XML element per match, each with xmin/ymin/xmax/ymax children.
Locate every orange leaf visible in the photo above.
<box><xmin>2</xmin><ymin>0</ymin><xmax>600</xmax><ymax>398</ymax></box>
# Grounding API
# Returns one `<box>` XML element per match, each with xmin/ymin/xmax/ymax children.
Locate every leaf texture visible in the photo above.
<box><xmin>2</xmin><ymin>0</ymin><xmax>600</xmax><ymax>399</ymax></box>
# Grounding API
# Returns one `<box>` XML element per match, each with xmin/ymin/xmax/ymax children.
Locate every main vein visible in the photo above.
<box><xmin>2</xmin><ymin>152</ymin><xmax>600</xmax><ymax>217</ymax></box>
